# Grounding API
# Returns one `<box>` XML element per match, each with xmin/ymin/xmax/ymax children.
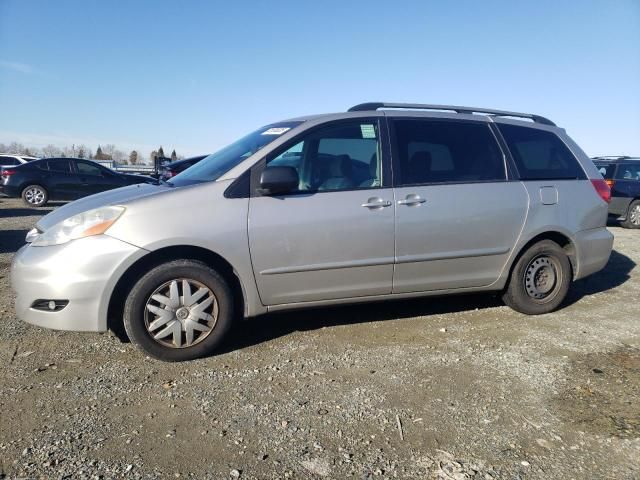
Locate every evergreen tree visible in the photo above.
<box><xmin>158</xmin><ymin>146</ymin><xmax>165</xmax><ymax>159</ymax></box>
<box><xmin>171</xmin><ymin>149</ymin><xmax>177</xmax><ymax>161</ymax></box>
<box><xmin>129</xmin><ymin>150</ymin><xmax>138</xmax><ymax>165</ymax></box>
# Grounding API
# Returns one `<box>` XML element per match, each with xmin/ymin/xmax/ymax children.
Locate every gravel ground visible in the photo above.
<box><xmin>0</xmin><ymin>196</ymin><xmax>639</xmax><ymax>479</ymax></box>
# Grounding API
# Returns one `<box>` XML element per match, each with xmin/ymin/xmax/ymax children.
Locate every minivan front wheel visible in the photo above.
<box><xmin>123</xmin><ymin>260</ymin><xmax>234</xmax><ymax>361</ymax></box>
<box><xmin>21</xmin><ymin>185</ymin><xmax>48</xmax><ymax>207</ymax></box>
<box><xmin>502</xmin><ymin>240</ymin><xmax>571</xmax><ymax>315</ymax></box>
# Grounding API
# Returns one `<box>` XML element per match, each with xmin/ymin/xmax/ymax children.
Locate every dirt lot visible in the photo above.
<box><xmin>0</xmin><ymin>196</ymin><xmax>639</xmax><ymax>479</ymax></box>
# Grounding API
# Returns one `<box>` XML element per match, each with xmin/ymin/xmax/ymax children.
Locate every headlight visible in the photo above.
<box><xmin>31</xmin><ymin>206</ymin><xmax>125</xmax><ymax>247</ymax></box>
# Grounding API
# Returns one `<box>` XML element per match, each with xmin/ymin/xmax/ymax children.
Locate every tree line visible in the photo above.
<box><xmin>0</xmin><ymin>141</ymin><xmax>183</xmax><ymax>165</ymax></box>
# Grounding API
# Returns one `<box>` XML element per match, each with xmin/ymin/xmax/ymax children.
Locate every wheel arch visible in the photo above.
<box><xmin>107</xmin><ymin>245</ymin><xmax>247</xmax><ymax>340</ymax></box>
<box><xmin>504</xmin><ymin>230</ymin><xmax>577</xmax><ymax>285</ymax></box>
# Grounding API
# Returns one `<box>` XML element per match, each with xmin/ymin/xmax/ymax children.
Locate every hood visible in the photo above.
<box><xmin>36</xmin><ymin>182</ymin><xmax>171</xmax><ymax>231</ymax></box>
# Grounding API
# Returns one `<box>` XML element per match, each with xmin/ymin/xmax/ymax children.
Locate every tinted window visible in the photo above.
<box><xmin>393</xmin><ymin>120</ymin><xmax>505</xmax><ymax>185</ymax></box>
<box><xmin>615</xmin><ymin>163</ymin><xmax>640</xmax><ymax>181</ymax></box>
<box><xmin>76</xmin><ymin>162</ymin><xmax>103</xmax><ymax>176</ymax></box>
<box><xmin>266</xmin><ymin>121</ymin><xmax>381</xmax><ymax>191</ymax></box>
<box><xmin>497</xmin><ymin>124</ymin><xmax>585</xmax><ymax>180</ymax></box>
<box><xmin>46</xmin><ymin>159</ymin><xmax>73</xmax><ymax>173</ymax></box>
<box><xmin>595</xmin><ymin>163</ymin><xmax>616</xmax><ymax>179</ymax></box>
<box><xmin>0</xmin><ymin>156</ymin><xmax>19</xmax><ymax>165</ymax></box>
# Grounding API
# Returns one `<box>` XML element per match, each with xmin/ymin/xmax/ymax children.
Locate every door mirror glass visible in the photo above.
<box><xmin>259</xmin><ymin>166</ymin><xmax>299</xmax><ymax>195</ymax></box>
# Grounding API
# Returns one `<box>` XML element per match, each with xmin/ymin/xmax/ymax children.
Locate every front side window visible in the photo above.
<box><xmin>393</xmin><ymin>119</ymin><xmax>505</xmax><ymax>185</ymax></box>
<box><xmin>266</xmin><ymin>121</ymin><xmax>381</xmax><ymax>192</ymax></box>
<box><xmin>615</xmin><ymin>163</ymin><xmax>640</xmax><ymax>180</ymax></box>
<box><xmin>76</xmin><ymin>162</ymin><xmax>103</xmax><ymax>176</ymax></box>
<box><xmin>170</xmin><ymin>121</ymin><xmax>302</xmax><ymax>186</ymax></box>
<box><xmin>497</xmin><ymin>124</ymin><xmax>585</xmax><ymax>180</ymax></box>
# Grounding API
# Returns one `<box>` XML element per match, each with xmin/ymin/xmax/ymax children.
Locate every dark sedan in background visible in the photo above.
<box><xmin>593</xmin><ymin>156</ymin><xmax>640</xmax><ymax>228</ymax></box>
<box><xmin>159</xmin><ymin>155</ymin><xmax>208</xmax><ymax>181</ymax></box>
<box><xmin>0</xmin><ymin>157</ymin><xmax>154</xmax><ymax>206</ymax></box>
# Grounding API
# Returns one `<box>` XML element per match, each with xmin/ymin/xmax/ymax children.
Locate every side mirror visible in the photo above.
<box><xmin>259</xmin><ymin>166</ymin><xmax>299</xmax><ymax>195</ymax></box>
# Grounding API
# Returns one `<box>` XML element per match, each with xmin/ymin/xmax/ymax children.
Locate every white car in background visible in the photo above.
<box><xmin>0</xmin><ymin>153</ymin><xmax>39</xmax><ymax>169</ymax></box>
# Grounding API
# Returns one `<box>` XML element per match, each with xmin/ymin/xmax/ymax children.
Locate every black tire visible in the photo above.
<box><xmin>123</xmin><ymin>259</ymin><xmax>234</xmax><ymax>361</ymax></box>
<box><xmin>21</xmin><ymin>184</ymin><xmax>48</xmax><ymax>207</ymax></box>
<box><xmin>621</xmin><ymin>200</ymin><xmax>640</xmax><ymax>229</ymax></box>
<box><xmin>502</xmin><ymin>240</ymin><xmax>572</xmax><ymax>315</ymax></box>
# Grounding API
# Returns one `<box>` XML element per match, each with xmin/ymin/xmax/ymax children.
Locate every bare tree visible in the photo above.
<box><xmin>41</xmin><ymin>144</ymin><xmax>62</xmax><ymax>158</ymax></box>
<box><xmin>129</xmin><ymin>150</ymin><xmax>138</xmax><ymax>165</ymax></box>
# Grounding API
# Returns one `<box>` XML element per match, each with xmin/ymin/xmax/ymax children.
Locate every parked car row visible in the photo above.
<box><xmin>11</xmin><ymin>102</ymin><xmax>614</xmax><ymax>361</ymax></box>
<box><xmin>0</xmin><ymin>157</ymin><xmax>156</xmax><ymax>206</ymax></box>
<box><xmin>0</xmin><ymin>154</ymin><xmax>211</xmax><ymax>206</ymax></box>
<box><xmin>592</xmin><ymin>156</ymin><xmax>640</xmax><ymax>228</ymax></box>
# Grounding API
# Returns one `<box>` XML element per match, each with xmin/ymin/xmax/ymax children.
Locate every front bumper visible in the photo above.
<box><xmin>11</xmin><ymin>234</ymin><xmax>147</xmax><ymax>332</ymax></box>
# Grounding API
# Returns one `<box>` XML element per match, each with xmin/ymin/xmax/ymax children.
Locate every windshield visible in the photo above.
<box><xmin>169</xmin><ymin>121</ymin><xmax>302</xmax><ymax>186</ymax></box>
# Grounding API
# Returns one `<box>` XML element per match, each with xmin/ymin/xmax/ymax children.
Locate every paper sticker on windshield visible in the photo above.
<box><xmin>360</xmin><ymin>124</ymin><xmax>376</xmax><ymax>139</ymax></box>
<box><xmin>262</xmin><ymin>127</ymin><xmax>291</xmax><ymax>135</ymax></box>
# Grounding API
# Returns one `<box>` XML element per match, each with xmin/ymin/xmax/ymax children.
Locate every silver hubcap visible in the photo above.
<box><xmin>144</xmin><ymin>278</ymin><xmax>218</xmax><ymax>348</ymax></box>
<box><xmin>630</xmin><ymin>205</ymin><xmax>640</xmax><ymax>226</ymax></box>
<box><xmin>25</xmin><ymin>187</ymin><xmax>45</xmax><ymax>205</ymax></box>
<box><xmin>524</xmin><ymin>255</ymin><xmax>560</xmax><ymax>301</ymax></box>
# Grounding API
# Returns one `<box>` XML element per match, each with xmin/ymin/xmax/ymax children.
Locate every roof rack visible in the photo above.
<box><xmin>347</xmin><ymin>102</ymin><xmax>556</xmax><ymax>126</ymax></box>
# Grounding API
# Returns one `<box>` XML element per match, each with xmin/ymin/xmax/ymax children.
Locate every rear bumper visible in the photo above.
<box><xmin>574</xmin><ymin>227</ymin><xmax>614</xmax><ymax>280</ymax></box>
<box><xmin>11</xmin><ymin>235</ymin><xmax>147</xmax><ymax>332</ymax></box>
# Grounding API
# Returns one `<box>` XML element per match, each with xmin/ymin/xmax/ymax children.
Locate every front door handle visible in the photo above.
<box><xmin>361</xmin><ymin>197</ymin><xmax>392</xmax><ymax>209</ymax></box>
<box><xmin>398</xmin><ymin>194</ymin><xmax>426</xmax><ymax>206</ymax></box>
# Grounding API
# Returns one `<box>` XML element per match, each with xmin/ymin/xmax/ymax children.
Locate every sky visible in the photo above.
<box><xmin>0</xmin><ymin>0</ymin><xmax>639</xmax><ymax>161</ymax></box>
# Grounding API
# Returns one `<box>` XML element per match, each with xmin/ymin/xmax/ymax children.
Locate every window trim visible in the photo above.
<box><xmin>388</xmin><ymin>116</ymin><xmax>510</xmax><ymax>188</ymax></box>
<box><xmin>242</xmin><ymin>117</ymin><xmax>392</xmax><ymax>198</ymax></box>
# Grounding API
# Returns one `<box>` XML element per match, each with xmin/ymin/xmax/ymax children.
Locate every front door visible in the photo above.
<box><xmin>248</xmin><ymin>119</ymin><xmax>395</xmax><ymax>305</ymax></box>
<box><xmin>390</xmin><ymin>117</ymin><xmax>528</xmax><ymax>293</ymax></box>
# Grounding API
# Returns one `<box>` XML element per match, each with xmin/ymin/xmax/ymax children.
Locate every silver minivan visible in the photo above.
<box><xmin>11</xmin><ymin>103</ymin><xmax>614</xmax><ymax>361</ymax></box>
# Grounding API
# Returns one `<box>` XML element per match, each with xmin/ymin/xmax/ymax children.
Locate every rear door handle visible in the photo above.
<box><xmin>398</xmin><ymin>194</ymin><xmax>426</xmax><ymax>206</ymax></box>
<box><xmin>361</xmin><ymin>197</ymin><xmax>392</xmax><ymax>209</ymax></box>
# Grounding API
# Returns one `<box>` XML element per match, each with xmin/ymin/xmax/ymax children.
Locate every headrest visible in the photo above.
<box><xmin>327</xmin><ymin>154</ymin><xmax>351</xmax><ymax>177</ymax></box>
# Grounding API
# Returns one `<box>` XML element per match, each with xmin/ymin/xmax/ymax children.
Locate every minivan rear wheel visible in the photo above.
<box><xmin>21</xmin><ymin>185</ymin><xmax>48</xmax><ymax>207</ymax></box>
<box><xmin>123</xmin><ymin>259</ymin><xmax>234</xmax><ymax>361</ymax></box>
<box><xmin>502</xmin><ymin>240</ymin><xmax>571</xmax><ymax>315</ymax></box>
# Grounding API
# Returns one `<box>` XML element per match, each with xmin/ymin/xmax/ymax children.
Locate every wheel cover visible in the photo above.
<box><xmin>144</xmin><ymin>278</ymin><xmax>218</xmax><ymax>349</ymax></box>
<box><xmin>523</xmin><ymin>255</ymin><xmax>561</xmax><ymax>302</ymax></box>
<box><xmin>630</xmin><ymin>205</ymin><xmax>640</xmax><ymax>226</ymax></box>
<box><xmin>24</xmin><ymin>187</ymin><xmax>45</xmax><ymax>205</ymax></box>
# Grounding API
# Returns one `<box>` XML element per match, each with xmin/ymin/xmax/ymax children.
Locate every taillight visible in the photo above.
<box><xmin>591</xmin><ymin>179</ymin><xmax>611</xmax><ymax>203</ymax></box>
<box><xmin>166</xmin><ymin>170</ymin><xmax>176</xmax><ymax>178</ymax></box>
<box><xmin>1</xmin><ymin>169</ymin><xmax>16</xmax><ymax>177</ymax></box>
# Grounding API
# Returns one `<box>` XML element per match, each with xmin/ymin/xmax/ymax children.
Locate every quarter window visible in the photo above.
<box><xmin>393</xmin><ymin>119</ymin><xmax>506</xmax><ymax>185</ymax></box>
<box><xmin>497</xmin><ymin>124</ymin><xmax>585</xmax><ymax>180</ymax></box>
<box><xmin>266</xmin><ymin>121</ymin><xmax>381</xmax><ymax>192</ymax></box>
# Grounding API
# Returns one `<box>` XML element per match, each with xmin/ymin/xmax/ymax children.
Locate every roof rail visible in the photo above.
<box><xmin>347</xmin><ymin>102</ymin><xmax>556</xmax><ymax>126</ymax></box>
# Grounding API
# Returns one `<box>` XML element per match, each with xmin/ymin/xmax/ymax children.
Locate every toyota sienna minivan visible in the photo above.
<box><xmin>11</xmin><ymin>102</ymin><xmax>614</xmax><ymax>361</ymax></box>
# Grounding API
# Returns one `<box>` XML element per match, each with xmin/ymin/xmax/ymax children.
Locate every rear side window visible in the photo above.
<box><xmin>0</xmin><ymin>156</ymin><xmax>19</xmax><ymax>165</ymax></box>
<box><xmin>46</xmin><ymin>159</ymin><xmax>73</xmax><ymax>173</ymax></box>
<box><xmin>393</xmin><ymin>119</ymin><xmax>506</xmax><ymax>185</ymax></box>
<box><xmin>497</xmin><ymin>124</ymin><xmax>585</xmax><ymax>180</ymax></box>
<box><xmin>595</xmin><ymin>163</ymin><xmax>616</xmax><ymax>179</ymax></box>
